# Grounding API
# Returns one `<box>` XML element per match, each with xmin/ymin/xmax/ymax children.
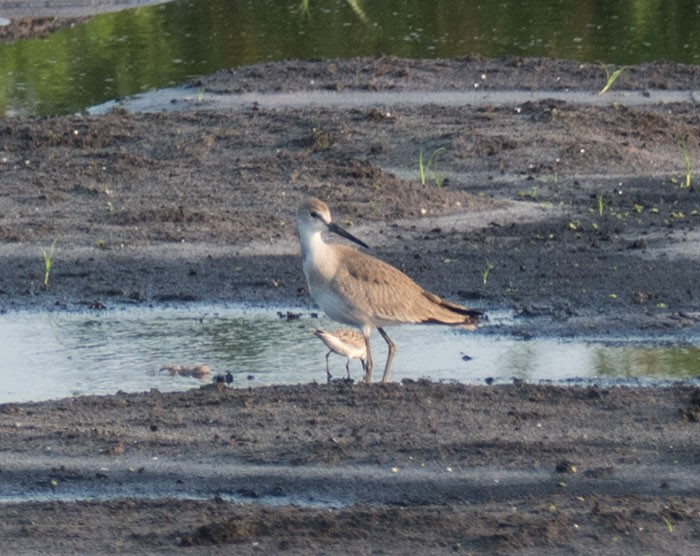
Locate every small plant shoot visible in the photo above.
<box><xmin>679</xmin><ymin>140</ymin><xmax>692</xmax><ymax>189</ymax></box>
<box><xmin>42</xmin><ymin>238</ymin><xmax>58</xmax><ymax>288</ymax></box>
<box><xmin>598</xmin><ymin>65</ymin><xmax>627</xmax><ymax>95</ymax></box>
<box><xmin>418</xmin><ymin>147</ymin><xmax>446</xmax><ymax>187</ymax></box>
<box><xmin>482</xmin><ymin>262</ymin><xmax>495</xmax><ymax>285</ymax></box>
<box><xmin>597</xmin><ymin>194</ymin><xmax>605</xmax><ymax>217</ymax></box>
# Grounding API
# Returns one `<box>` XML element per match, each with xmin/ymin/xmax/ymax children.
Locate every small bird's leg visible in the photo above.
<box><xmin>363</xmin><ymin>332</ymin><xmax>373</xmax><ymax>384</ymax></box>
<box><xmin>325</xmin><ymin>351</ymin><xmax>332</xmax><ymax>382</ymax></box>
<box><xmin>377</xmin><ymin>327</ymin><xmax>396</xmax><ymax>383</ymax></box>
<box><xmin>345</xmin><ymin>360</ymin><xmax>352</xmax><ymax>380</ymax></box>
<box><xmin>359</xmin><ymin>359</ymin><xmax>368</xmax><ymax>382</ymax></box>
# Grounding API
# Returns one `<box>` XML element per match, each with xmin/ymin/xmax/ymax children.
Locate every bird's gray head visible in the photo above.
<box><xmin>297</xmin><ymin>197</ymin><xmax>332</xmax><ymax>230</ymax></box>
<box><xmin>297</xmin><ymin>197</ymin><xmax>369</xmax><ymax>249</ymax></box>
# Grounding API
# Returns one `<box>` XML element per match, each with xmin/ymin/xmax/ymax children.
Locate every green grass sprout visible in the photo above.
<box><xmin>598</xmin><ymin>65</ymin><xmax>627</xmax><ymax>95</ymax></box>
<box><xmin>679</xmin><ymin>140</ymin><xmax>693</xmax><ymax>189</ymax></box>
<box><xmin>42</xmin><ymin>238</ymin><xmax>58</xmax><ymax>288</ymax></box>
<box><xmin>418</xmin><ymin>147</ymin><xmax>446</xmax><ymax>187</ymax></box>
<box><xmin>430</xmin><ymin>147</ymin><xmax>446</xmax><ymax>187</ymax></box>
<box><xmin>482</xmin><ymin>262</ymin><xmax>494</xmax><ymax>285</ymax></box>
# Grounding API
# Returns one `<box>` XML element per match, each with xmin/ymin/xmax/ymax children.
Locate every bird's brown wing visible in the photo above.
<box><xmin>332</xmin><ymin>246</ymin><xmax>479</xmax><ymax>325</ymax></box>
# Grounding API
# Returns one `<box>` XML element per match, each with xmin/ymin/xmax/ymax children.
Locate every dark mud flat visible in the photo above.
<box><xmin>1</xmin><ymin>27</ymin><xmax>700</xmax><ymax>555</ymax></box>
<box><xmin>2</xmin><ymin>382</ymin><xmax>700</xmax><ymax>555</ymax></box>
<box><xmin>1</xmin><ymin>58</ymin><xmax>700</xmax><ymax>337</ymax></box>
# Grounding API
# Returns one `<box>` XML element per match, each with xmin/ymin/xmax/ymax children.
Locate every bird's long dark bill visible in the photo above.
<box><xmin>328</xmin><ymin>222</ymin><xmax>369</xmax><ymax>249</ymax></box>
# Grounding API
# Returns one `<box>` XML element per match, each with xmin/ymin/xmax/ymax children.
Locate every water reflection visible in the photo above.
<box><xmin>594</xmin><ymin>345</ymin><xmax>700</xmax><ymax>378</ymax></box>
<box><xmin>0</xmin><ymin>0</ymin><xmax>698</xmax><ymax>116</ymax></box>
<box><xmin>0</xmin><ymin>305</ymin><xmax>699</xmax><ymax>403</ymax></box>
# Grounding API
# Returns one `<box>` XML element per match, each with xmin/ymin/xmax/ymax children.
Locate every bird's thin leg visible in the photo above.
<box><xmin>345</xmin><ymin>360</ymin><xmax>351</xmax><ymax>380</ymax></box>
<box><xmin>363</xmin><ymin>332</ymin><xmax>373</xmax><ymax>384</ymax></box>
<box><xmin>377</xmin><ymin>327</ymin><xmax>396</xmax><ymax>383</ymax></box>
<box><xmin>360</xmin><ymin>359</ymin><xmax>368</xmax><ymax>382</ymax></box>
<box><xmin>325</xmin><ymin>351</ymin><xmax>332</xmax><ymax>382</ymax></box>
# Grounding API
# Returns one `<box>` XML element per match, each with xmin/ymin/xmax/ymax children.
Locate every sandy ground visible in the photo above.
<box><xmin>1</xmin><ymin>6</ymin><xmax>700</xmax><ymax>555</ymax></box>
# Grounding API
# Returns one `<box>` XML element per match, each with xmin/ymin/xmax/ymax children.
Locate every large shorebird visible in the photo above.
<box><xmin>297</xmin><ymin>197</ymin><xmax>483</xmax><ymax>383</ymax></box>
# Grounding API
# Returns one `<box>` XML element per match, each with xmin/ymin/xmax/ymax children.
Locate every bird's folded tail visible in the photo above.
<box><xmin>457</xmin><ymin>310</ymin><xmax>483</xmax><ymax>331</ymax></box>
<box><xmin>421</xmin><ymin>291</ymin><xmax>485</xmax><ymax>329</ymax></box>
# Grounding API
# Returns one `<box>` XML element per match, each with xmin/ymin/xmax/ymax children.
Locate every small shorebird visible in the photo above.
<box><xmin>297</xmin><ymin>197</ymin><xmax>483</xmax><ymax>383</ymax></box>
<box><xmin>314</xmin><ymin>328</ymin><xmax>367</xmax><ymax>381</ymax></box>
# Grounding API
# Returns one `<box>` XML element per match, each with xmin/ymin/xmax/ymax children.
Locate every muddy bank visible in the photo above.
<box><xmin>0</xmin><ymin>55</ymin><xmax>699</xmax><ymax>554</ymax></box>
<box><xmin>0</xmin><ymin>0</ymin><xmax>170</xmax><ymax>21</ymax></box>
<box><xmin>0</xmin><ymin>1</ymin><xmax>173</xmax><ymax>43</ymax></box>
<box><xmin>2</xmin><ymin>382</ymin><xmax>700</xmax><ymax>555</ymax></box>
<box><xmin>1</xmin><ymin>59</ymin><xmax>699</xmax><ymax>338</ymax></box>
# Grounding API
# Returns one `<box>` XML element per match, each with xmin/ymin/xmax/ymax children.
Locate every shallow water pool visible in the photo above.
<box><xmin>2</xmin><ymin>0</ymin><xmax>699</xmax><ymax>117</ymax></box>
<box><xmin>1</xmin><ymin>304</ymin><xmax>699</xmax><ymax>403</ymax></box>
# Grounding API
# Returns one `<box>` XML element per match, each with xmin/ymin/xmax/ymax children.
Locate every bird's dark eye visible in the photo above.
<box><xmin>310</xmin><ymin>210</ymin><xmax>319</xmax><ymax>218</ymax></box>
